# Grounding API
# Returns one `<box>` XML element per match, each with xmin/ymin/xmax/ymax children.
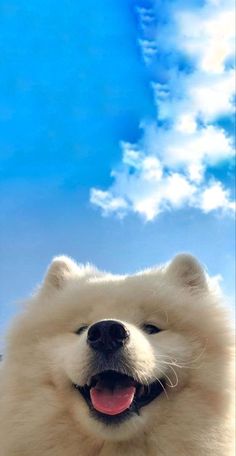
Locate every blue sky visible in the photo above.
<box><xmin>0</xmin><ymin>0</ymin><xmax>235</xmax><ymax>336</ymax></box>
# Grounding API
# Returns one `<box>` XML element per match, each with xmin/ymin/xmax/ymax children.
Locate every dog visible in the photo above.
<box><xmin>0</xmin><ymin>254</ymin><xmax>234</xmax><ymax>455</ymax></box>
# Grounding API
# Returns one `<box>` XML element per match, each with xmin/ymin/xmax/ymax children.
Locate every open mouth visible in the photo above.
<box><xmin>73</xmin><ymin>370</ymin><xmax>166</xmax><ymax>424</ymax></box>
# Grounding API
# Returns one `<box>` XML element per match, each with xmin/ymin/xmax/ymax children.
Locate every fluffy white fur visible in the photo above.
<box><xmin>0</xmin><ymin>254</ymin><xmax>234</xmax><ymax>455</ymax></box>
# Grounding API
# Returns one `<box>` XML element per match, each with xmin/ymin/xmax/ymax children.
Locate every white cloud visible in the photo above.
<box><xmin>163</xmin><ymin>173</ymin><xmax>196</xmax><ymax>208</ymax></box>
<box><xmin>90</xmin><ymin>0</ymin><xmax>235</xmax><ymax>221</ymax></box>
<box><xmin>90</xmin><ymin>189</ymin><xmax>127</xmax><ymax>217</ymax></box>
<box><xmin>138</xmin><ymin>39</ymin><xmax>158</xmax><ymax>65</ymax></box>
<box><xmin>189</xmin><ymin>71</ymin><xmax>235</xmax><ymax>120</ymax></box>
<box><xmin>152</xmin><ymin>71</ymin><xmax>235</xmax><ymax>129</ymax></box>
<box><xmin>90</xmin><ymin>144</ymin><xmax>235</xmax><ymax>221</ymax></box>
<box><xmin>176</xmin><ymin>5</ymin><xmax>235</xmax><ymax>74</ymax></box>
<box><xmin>200</xmin><ymin>182</ymin><xmax>236</xmax><ymax>213</ymax></box>
<box><xmin>175</xmin><ymin>114</ymin><xmax>197</xmax><ymax>134</ymax></box>
<box><xmin>139</xmin><ymin>122</ymin><xmax>234</xmax><ymax>182</ymax></box>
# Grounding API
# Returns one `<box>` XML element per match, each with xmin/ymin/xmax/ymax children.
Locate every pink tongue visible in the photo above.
<box><xmin>90</xmin><ymin>386</ymin><xmax>136</xmax><ymax>416</ymax></box>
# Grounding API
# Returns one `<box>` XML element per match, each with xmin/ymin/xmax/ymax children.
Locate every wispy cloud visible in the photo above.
<box><xmin>90</xmin><ymin>0</ymin><xmax>235</xmax><ymax>221</ymax></box>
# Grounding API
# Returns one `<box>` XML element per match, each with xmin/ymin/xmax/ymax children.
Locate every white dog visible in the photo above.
<box><xmin>0</xmin><ymin>254</ymin><xmax>234</xmax><ymax>455</ymax></box>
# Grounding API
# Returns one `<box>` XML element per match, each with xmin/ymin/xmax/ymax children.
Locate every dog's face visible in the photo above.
<box><xmin>8</xmin><ymin>254</ymin><xmax>228</xmax><ymax>442</ymax></box>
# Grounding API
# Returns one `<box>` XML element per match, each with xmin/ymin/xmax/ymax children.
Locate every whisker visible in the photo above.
<box><xmin>154</xmin><ymin>342</ymin><xmax>208</xmax><ymax>371</ymax></box>
<box><xmin>156</xmin><ymin>365</ymin><xmax>178</xmax><ymax>388</ymax></box>
<box><xmin>156</xmin><ymin>377</ymin><xmax>169</xmax><ymax>399</ymax></box>
<box><xmin>164</xmin><ymin>364</ymin><xmax>179</xmax><ymax>387</ymax></box>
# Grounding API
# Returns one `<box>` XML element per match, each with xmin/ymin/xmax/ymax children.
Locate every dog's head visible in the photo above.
<box><xmin>7</xmin><ymin>255</ymin><xmax>233</xmax><ymax>441</ymax></box>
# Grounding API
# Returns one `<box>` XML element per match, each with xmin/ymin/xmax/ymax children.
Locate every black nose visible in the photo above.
<box><xmin>87</xmin><ymin>320</ymin><xmax>129</xmax><ymax>353</ymax></box>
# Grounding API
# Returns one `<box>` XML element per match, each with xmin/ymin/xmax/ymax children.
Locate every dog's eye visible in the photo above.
<box><xmin>75</xmin><ymin>325</ymin><xmax>88</xmax><ymax>335</ymax></box>
<box><xmin>142</xmin><ymin>324</ymin><xmax>161</xmax><ymax>335</ymax></box>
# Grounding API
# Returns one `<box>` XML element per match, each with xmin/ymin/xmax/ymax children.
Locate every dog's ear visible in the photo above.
<box><xmin>43</xmin><ymin>256</ymin><xmax>79</xmax><ymax>291</ymax></box>
<box><xmin>166</xmin><ymin>254</ymin><xmax>207</xmax><ymax>290</ymax></box>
